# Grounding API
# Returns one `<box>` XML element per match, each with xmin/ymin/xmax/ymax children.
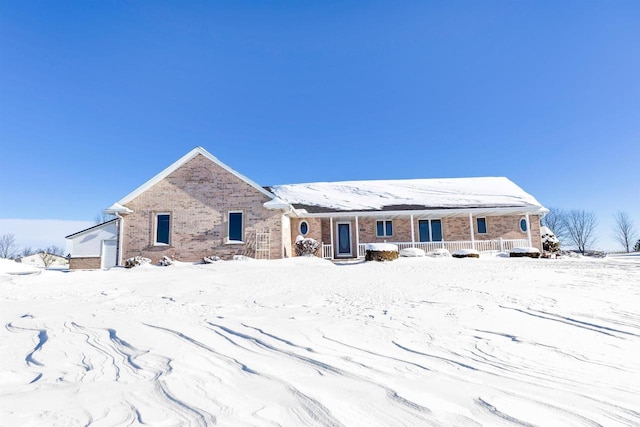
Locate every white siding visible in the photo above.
<box><xmin>68</xmin><ymin>222</ymin><xmax>118</xmax><ymax>257</ymax></box>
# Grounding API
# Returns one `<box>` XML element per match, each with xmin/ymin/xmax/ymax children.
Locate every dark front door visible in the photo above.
<box><xmin>337</xmin><ymin>223</ymin><xmax>352</xmax><ymax>256</ymax></box>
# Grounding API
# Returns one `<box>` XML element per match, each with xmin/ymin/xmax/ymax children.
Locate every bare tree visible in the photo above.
<box><xmin>21</xmin><ymin>247</ymin><xmax>37</xmax><ymax>257</ymax></box>
<box><xmin>0</xmin><ymin>234</ymin><xmax>19</xmax><ymax>259</ymax></box>
<box><xmin>564</xmin><ymin>210</ymin><xmax>598</xmax><ymax>254</ymax></box>
<box><xmin>541</xmin><ymin>207</ymin><xmax>568</xmax><ymax>242</ymax></box>
<box><xmin>612</xmin><ymin>211</ymin><xmax>638</xmax><ymax>253</ymax></box>
<box><xmin>38</xmin><ymin>245</ymin><xmax>65</xmax><ymax>267</ymax></box>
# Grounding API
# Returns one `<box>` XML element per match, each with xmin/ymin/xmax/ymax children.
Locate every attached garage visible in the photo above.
<box><xmin>66</xmin><ymin>219</ymin><xmax>119</xmax><ymax>269</ymax></box>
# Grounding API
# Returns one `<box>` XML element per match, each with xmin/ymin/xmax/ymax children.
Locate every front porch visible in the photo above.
<box><xmin>304</xmin><ymin>211</ymin><xmax>538</xmax><ymax>260</ymax></box>
<box><xmin>321</xmin><ymin>238</ymin><xmax>530</xmax><ymax>259</ymax></box>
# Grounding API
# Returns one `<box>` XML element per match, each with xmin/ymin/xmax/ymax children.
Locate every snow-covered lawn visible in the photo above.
<box><xmin>1</xmin><ymin>255</ymin><xmax>639</xmax><ymax>426</ymax></box>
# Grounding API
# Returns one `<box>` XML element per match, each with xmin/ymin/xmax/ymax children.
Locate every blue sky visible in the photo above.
<box><xmin>1</xmin><ymin>1</ymin><xmax>638</xmax><ymax>251</ymax></box>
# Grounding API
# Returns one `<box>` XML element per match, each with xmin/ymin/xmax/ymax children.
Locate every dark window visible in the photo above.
<box><xmin>376</xmin><ymin>220</ymin><xmax>393</xmax><ymax>237</ymax></box>
<box><xmin>477</xmin><ymin>218</ymin><xmax>487</xmax><ymax>234</ymax></box>
<box><xmin>156</xmin><ymin>214</ymin><xmax>170</xmax><ymax>245</ymax></box>
<box><xmin>419</xmin><ymin>219</ymin><xmax>442</xmax><ymax>242</ymax></box>
<box><xmin>431</xmin><ymin>220</ymin><xmax>442</xmax><ymax>241</ymax></box>
<box><xmin>300</xmin><ymin>221</ymin><xmax>309</xmax><ymax>235</ymax></box>
<box><xmin>229</xmin><ymin>212</ymin><xmax>243</xmax><ymax>241</ymax></box>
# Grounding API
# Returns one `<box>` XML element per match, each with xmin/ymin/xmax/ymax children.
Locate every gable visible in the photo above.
<box><xmin>116</xmin><ymin>147</ymin><xmax>275</xmax><ymax>206</ymax></box>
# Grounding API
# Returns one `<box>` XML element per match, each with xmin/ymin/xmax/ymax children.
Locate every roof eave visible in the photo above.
<box><xmin>116</xmin><ymin>147</ymin><xmax>275</xmax><ymax>206</ymax></box>
<box><xmin>292</xmin><ymin>205</ymin><xmax>547</xmax><ymax>218</ymax></box>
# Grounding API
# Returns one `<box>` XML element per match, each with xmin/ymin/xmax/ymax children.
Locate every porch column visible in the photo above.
<box><xmin>469</xmin><ymin>213</ymin><xmax>476</xmax><ymax>250</ymax></box>
<box><xmin>525</xmin><ymin>213</ymin><xmax>532</xmax><ymax>247</ymax></box>
<box><xmin>330</xmin><ymin>217</ymin><xmax>334</xmax><ymax>257</ymax></box>
<box><xmin>355</xmin><ymin>216</ymin><xmax>360</xmax><ymax>257</ymax></box>
<box><xmin>410</xmin><ymin>214</ymin><xmax>415</xmax><ymax>245</ymax></box>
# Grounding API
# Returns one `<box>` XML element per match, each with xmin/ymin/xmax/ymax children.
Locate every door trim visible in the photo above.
<box><xmin>335</xmin><ymin>222</ymin><xmax>352</xmax><ymax>257</ymax></box>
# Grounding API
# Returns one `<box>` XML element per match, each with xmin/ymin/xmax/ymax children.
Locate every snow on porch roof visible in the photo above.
<box><xmin>268</xmin><ymin>177</ymin><xmax>546</xmax><ymax>214</ymax></box>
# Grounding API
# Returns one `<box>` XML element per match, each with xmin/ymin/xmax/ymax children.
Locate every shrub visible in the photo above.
<box><xmin>159</xmin><ymin>256</ymin><xmax>174</xmax><ymax>266</ymax></box>
<box><xmin>295</xmin><ymin>236</ymin><xmax>320</xmax><ymax>257</ymax></box>
<box><xmin>125</xmin><ymin>256</ymin><xmax>151</xmax><ymax>268</ymax></box>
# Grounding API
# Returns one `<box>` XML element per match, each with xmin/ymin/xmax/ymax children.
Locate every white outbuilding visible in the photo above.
<box><xmin>66</xmin><ymin>219</ymin><xmax>119</xmax><ymax>269</ymax></box>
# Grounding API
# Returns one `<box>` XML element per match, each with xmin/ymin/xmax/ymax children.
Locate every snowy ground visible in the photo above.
<box><xmin>1</xmin><ymin>255</ymin><xmax>639</xmax><ymax>426</ymax></box>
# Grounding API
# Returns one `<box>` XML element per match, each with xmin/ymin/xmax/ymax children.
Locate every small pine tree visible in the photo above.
<box><xmin>634</xmin><ymin>239</ymin><xmax>640</xmax><ymax>252</ymax></box>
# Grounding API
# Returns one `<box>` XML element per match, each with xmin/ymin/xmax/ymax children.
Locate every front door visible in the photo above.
<box><xmin>336</xmin><ymin>222</ymin><xmax>352</xmax><ymax>257</ymax></box>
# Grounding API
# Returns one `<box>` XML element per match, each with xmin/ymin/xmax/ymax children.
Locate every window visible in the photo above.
<box><xmin>477</xmin><ymin>217</ymin><xmax>487</xmax><ymax>234</ymax></box>
<box><xmin>299</xmin><ymin>221</ymin><xmax>309</xmax><ymax>235</ymax></box>
<box><xmin>376</xmin><ymin>220</ymin><xmax>393</xmax><ymax>237</ymax></box>
<box><xmin>418</xmin><ymin>219</ymin><xmax>443</xmax><ymax>242</ymax></box>
<box><xmin>228</xmin><ymin>211</ymin><xmax>243</xmax><ymax>242</ymax></box>
<box><xmin>155</xmin><ymin>213</ymin><xmax>171</xmax><ymax>245</ymax></box>
<box><xmin>519</xmin><ymin>217</ymin><xmax>528</xmax><ymax>233</ymax></box>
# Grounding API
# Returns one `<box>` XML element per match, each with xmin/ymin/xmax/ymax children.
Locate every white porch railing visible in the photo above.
<box><xmin>389</xmin><ymin>239</ymin><xmax>529</xmax><ymax>254</ymax></box>
<box><xmin>322</xmin><ymin>239</ymin><xmax>529</xmax><ymax>259</ymax></box>
<box><xmin>322</xmin><ymin>244</ymin><xmax>334</xmax><ymax>259</ymax></box>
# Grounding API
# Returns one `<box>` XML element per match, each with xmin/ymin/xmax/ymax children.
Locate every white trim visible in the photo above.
<box><xmin>154</xmin><ymin>212</ymin><xmax>171</xmax><ymax>246</ymax></box>
<box><xmin>469</xmin><ymin>213</ymin><xmax>475</xmax><ymax>250</ymax></box>
<box><xmin>525</xmin><ymin>214</ymin><xmax>532</xmax><ymax>247</ymax></box>
<box><xmin>476</xmin><ymin>217</ymin><xmax>487</xmax><ymax>234</ymax></box>
<box><xmin>329</xmin><ymin>217</ymin><xmax>334</xmax><ymax>255</ymax></box>
<box><xmin>294</xmin><ymin>205</ymin><xmax>548</xmax><ymax>219</ymax></box>
<box><xmin>410</xmin><ymin>214</ymin><xmax>415</xmax><ymax>244</ymax></box>
<box><xmin>375</xmin><ymin>220</ymin><xmax>393</xmax><ymax>237</ymax></box>
<box><xmin>116</xmin><ymin>147</ymin><xmax>275</xmax><ymax>206</ymax></box>
<box><xmin>335</xmin><ymin>221</ymin><xmax>353</xmax><ymax>257</ymax></box>
<box><xmin>355</xmin><ymin>216</ymin><xmax>360</xmax><ymax>253</ymax></box>
<box><xmin>299</xmin><ymin>220</ymin><xmax>309</xmax><ymax>236</ymax></box>
<box><xmin>227</xmin><ymin>210</ymin><xmax>244</xmax><ymax>243</ymax></box>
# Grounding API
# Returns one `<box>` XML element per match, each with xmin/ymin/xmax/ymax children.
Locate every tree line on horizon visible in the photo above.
<box><xmin>541</xmin><ymin>208</ymin><xmax>640</xmax><ymax>254</ymax></box>
<box><xmin>0</xmin><ymin>234</ymin><xmax>65</xmax><ymax>267</ymax></box>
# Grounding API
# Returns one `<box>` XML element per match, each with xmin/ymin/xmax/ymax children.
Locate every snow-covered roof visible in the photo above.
<box><xmin>65</xmin><ymin>218</ymin><xmax>118</xmax><ymax>239</ymax></box>
<box><xmin>269</xmin><ymin>177</ymin><xmax>546</xmax><ymax>214</ymax></box>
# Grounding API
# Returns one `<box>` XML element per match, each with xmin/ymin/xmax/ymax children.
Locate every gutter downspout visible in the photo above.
<box><xmin>525</xmin><ymin>213</ymin><xmax>532</xmax><ymax>248</ymax></box>
<box><xmin>115</xmin><ymin>213</ymin><xmax>124</xmax><ymax>266</ymax></box>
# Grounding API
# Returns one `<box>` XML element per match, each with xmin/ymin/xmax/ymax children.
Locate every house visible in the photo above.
<box><xmin>18</xmin><ymin>252</ymin><xmax>69</xmax><ymax>268</ymax></box>
<box><xmin>67</xmin><ymin>147</ymin><xmax>548</xmax><ymax>268</ymax></box>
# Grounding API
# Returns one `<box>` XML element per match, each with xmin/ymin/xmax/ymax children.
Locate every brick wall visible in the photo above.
<box><xmin>121</xmin><ymin>154</ymin><xmax>284</xmax><ymax>263</ymax></box>
<box><xmin>289</xmin><ymin>217</ymin><xmax>323</xmax><ymax>257</ymax></box>
<box><xmin>442</xmin><ymin>214</ymin><xmax>541</xmax><ymax>250</ymax></box>
<box><xmin>69</xmin><ymin>257</ymin><xmax>101</xmax><ymax>270</ymax></box>
<box><xmin>309</xmin><ymin>213</ymin><xmax>543</xmax><ymax>256</ymax></box>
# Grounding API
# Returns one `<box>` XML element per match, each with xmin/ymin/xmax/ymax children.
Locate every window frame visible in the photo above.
<box><xmin>418</xmin><ymin>219</ymin><xmax>443</xmax><ymax>242</ymax></box>
<box><xmin>154</xmin><ymin>212</ymin><xmax>171</xmax><ymax>246</ymax></box>
<box><xmin>519</xmin><ymin>217</ymin><xmax>528</xmax><ymax>233</ymax></box>
<box><xmin>476</xmin><ymin>217</ymin><xmax>487</xmax><ymax>234</ymax></box>
<box><xmin>376</xmin><ymin>220</ymin><xmax>393</xmax><ymax>237</ymax></box>
<box><xmin>299</xmin><ymin>220</ymin><xmax>309</xmax><ymax>236</ymax></box>
<box><xmin>227</xmin><ymin>210</ymin><xmax>244</xmax><ymax>243</ymax></box>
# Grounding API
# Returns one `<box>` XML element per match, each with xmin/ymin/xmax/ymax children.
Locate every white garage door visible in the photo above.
<box><xmin>101</xmin><ymin>240</ymin><xmax>117</xmax><ymax>269</ymax></box>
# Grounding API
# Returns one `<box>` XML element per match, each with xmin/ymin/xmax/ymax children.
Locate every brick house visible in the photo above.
<box><xmin>67</xmin><ymin>147</ymin><xmax>548</xmax><ymax>268</ymax></box>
